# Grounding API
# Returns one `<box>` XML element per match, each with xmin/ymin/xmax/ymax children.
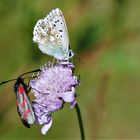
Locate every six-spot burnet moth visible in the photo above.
<box><xmin>0</xmin><ymin>69</ymin><xmax>40</xmax><ymax>128</ymax></box>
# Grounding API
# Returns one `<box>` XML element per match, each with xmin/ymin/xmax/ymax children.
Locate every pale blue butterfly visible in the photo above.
<box><xmin>33</xmin><ymin>8</ymin><xmax>74</xmax><ymax>60</ymax></box>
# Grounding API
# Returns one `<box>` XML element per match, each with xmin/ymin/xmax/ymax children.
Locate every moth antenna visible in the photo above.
<box><xmin>19</xmin><ymin>69</ymin><xmax>40</xmax><ymax>77</ymax></box>
<box><xmin>0</xmin><ymin>69</ymin><xmax>40</xmax><ymax>86</ymax></box>
<box><xmin>0</xmin><ymin>78</ymin><xmax>17</xmax><ymax>85</ymax></box>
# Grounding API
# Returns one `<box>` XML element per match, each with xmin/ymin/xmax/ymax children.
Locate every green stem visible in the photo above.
<box><xmin>75</xmin><ymin>103</ymin><xmax>85</xmax><ymax>140</ymax></box>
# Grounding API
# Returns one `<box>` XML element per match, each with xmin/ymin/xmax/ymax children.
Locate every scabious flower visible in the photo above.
<box><xmin>30</xmin><ymin>61</ymin><xmax>79</xmax><ymax>135</ymax></box>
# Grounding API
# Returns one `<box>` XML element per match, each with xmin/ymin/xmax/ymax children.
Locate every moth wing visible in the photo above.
<box><xmin>16</xmin><ymin>85</ymin><xmax>35</xmax><ymax>126</ymax></box>
<box><xmin>17</xmin><ymin>106</ymin><xmax>30</xmax><ymax>128</ymax></box>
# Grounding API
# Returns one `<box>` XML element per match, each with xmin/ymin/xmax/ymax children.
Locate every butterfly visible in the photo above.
<box><xmin>0</xmin><ymin>69</ymin><xmax>40</xmax><ymax>128</ymax></box>
<box><xmin>33</xmin><ymin>8</ymin><xmax>74</xmax><ymax>60</ymax></box>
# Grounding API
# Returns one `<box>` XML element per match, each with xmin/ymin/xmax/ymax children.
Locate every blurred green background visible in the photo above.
<box><xmin>0</xmin><ymin>0</ymin><xmax>140</xmax><ymax>139</ymax></box>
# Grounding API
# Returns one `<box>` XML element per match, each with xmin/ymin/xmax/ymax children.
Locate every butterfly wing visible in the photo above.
<box><xmin>14</xmin><ymin>79</ymin><xmax>35</xmax><ymax>128</ymax></box>
<box><xmin>33</xmin><ymin>8</ymin><xmax>73</xmax><ymax>60</ymax></box>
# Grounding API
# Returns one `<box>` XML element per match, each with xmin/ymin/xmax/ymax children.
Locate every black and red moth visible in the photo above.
<box><xmin>14</xmin><ymin>77</ymin><xmax>35</xmax><ymax>128</ymax></box>
<box><xmin>0</xmin><ymin>69</ymin><xmax>40</xmax><ymax>128</ymax></box>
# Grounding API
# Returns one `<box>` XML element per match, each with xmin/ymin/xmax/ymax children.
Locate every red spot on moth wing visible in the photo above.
<box><xmin>27</xmin><ymin>108</ymin><xmax>31</xmax><ymax>113</ymax></box>
<box><xmin>20</xmin><ymin>98</ymin><xmax>29</xmax><ymax>107</ymax></box>
<box><xmin>18</xmin><ymin>85</ymin><xmax>25</xmax><ymax>94</ymax></box>
<box><xmin>20</xmin><ymin>100</ymin><xmax>26</xmax><ymax>107</ymax></box>
<box><xmin>20</xmin><ymin>98</ymin><xmax>30</xmax><ymax>108</ymax></box>
<box><xmin>24</xmin><ymin>108</ymin><xmax>31</xmax><ymax>120</ymax></box>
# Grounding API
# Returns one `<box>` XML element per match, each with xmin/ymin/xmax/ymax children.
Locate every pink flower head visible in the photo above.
<box><xmin>30</xmin><ymin>61</ymin><xmax>79</xmax><ymax>134</ymax></box>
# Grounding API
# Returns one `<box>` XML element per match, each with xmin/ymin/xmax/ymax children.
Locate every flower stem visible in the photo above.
<box><xmin>75</xmin><ymin>104</ymin><xmax>85</xmax><ymax>140</ymax></box>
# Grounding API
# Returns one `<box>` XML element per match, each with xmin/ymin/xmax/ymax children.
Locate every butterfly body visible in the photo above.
<box><xmin>14</xmin><ymin>77</ymin><xmax>35</xmax><ymax>128</ymax></box>
<box><xmin>33</xmin><ymin>8</ymin><xmax>74</xmax><ymax>60</ymax></box>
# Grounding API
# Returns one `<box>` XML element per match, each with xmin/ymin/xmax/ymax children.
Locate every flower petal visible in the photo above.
<box><xmin>61</xmin><ymin>87</ymin><xmax>75</xmax><ymax>102</ymax></box>
<box><xmin>41</xmin><ymin>118</ymin><xmax>53</xmax><ymax>135</ymax></box>
<box><xmin>70</xmin><ymin>100</ymin><xmax>77</xmax><ymax>109</ymax></box>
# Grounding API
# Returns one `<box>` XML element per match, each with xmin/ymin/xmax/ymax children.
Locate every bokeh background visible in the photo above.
<box><xmin>0</xmin><ymin>0</ymin><xmax>140</xmax><ymax>139</ymax></box>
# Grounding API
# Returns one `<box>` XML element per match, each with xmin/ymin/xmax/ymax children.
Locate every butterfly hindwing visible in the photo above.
<box><xmin>33</xmin><ymin>8</ymin><xmax>73</xmax><ymax>60</ymax></box>
<box><xmin>46</xmin><ymin>8</ymin><xmax>69</xmax><ymax>52</ymax></box>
